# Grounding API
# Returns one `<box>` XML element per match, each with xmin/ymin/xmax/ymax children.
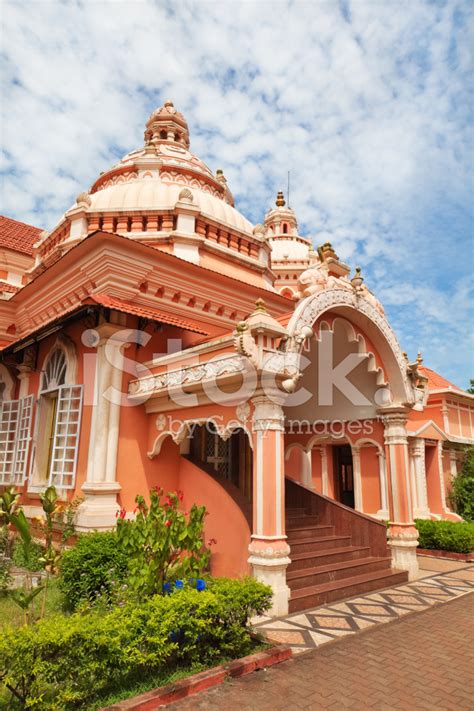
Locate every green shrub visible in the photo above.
<box><xmin>415</xmin><ymin>519</ymin><xmax>474</xmax><ymax>553</ymax></box>
<box><xmin>58</xmin><ymin>531</ymin><xmax>128</xmax><ymax>611</ymax></box>
<box><xmin>12</xmin><ymin>539</ymin><xmax>44</xmax><ymax>572</ymax></box>
<box><xmin>450</xmin><ymin>446</ymin><xmax>474</xmax><ymax>522</ymax></box>
<box><xmin>0</xmin><ymin>578</ymin><xmax>272</xmax><ymax>709</ymax></box>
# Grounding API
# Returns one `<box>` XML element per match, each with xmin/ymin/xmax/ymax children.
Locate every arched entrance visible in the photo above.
<box><xmin>188</xmin><ymin>422</ymin><xmax>252</xmax><ymax>502</ymax></box>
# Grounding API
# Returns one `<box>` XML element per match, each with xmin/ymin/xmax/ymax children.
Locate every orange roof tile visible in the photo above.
<box><xmin>0</xmin><ymin>215</ymin><xmax>42</xmax><ymax>256</ymax></box>
<box><xmin>419</xmin><ymin>366</ymin><xmax>464</xmax><ymax>393</ymax></box>
<box><xmin>87</xmin><ymin>294</ymin><xmax>210</xmax><ymax>335</ymax></box>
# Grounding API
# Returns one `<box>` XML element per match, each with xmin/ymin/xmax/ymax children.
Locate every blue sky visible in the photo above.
<box><xmin>1</xmin><ymin>0</ymin><xmax>473</xmax><ymax>387</ymax></box>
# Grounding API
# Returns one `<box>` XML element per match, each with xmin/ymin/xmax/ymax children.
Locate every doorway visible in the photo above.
<box><xmin>333</xmin><ymin>445</ymin><xmax>354</xmax><ymax>508</ymax></box>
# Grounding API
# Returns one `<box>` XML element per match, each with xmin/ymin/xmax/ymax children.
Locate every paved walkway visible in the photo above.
<box><xmin>170</xmin><ymin>591</ymin><xmax>474</xmax><ymax>710</ymax></box>
<box><xmin>253</xmin><ymin>560</ymin><xmax>474</xmax><ymax>654</ymax></box>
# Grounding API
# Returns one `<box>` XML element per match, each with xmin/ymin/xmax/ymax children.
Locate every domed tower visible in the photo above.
<box><xmin>264</xmin><ymin>192</ymin><xmax>318</xmax><ymax>299</ymax></box>
<box><xmin>29</xmin><ymin>101</ymin><xmax>273</xmax><ymax>289</ymax></box>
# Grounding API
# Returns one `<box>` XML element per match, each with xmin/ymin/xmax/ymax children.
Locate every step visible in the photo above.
<box><xmin>287</xmin><ymin>524</ymin><xmax>335</xmax><ymax>541</ymax></box>
<box><xmin>288</xmin><ymin>546</ymin><xmax>372</xmax><ymax>571</ymax></box>
<box><xmin>289</xmin><ymin>535</ymin><xmax>351</xmax><ymax>555</ymax></box>
<box><xmin>285</xmin><ymin>509</ymin><xmax>308</xmax><ymax>518</ymax></box>
<box><xmin>287</xmin><ymin>557</ymin><xmax>392</xmax><ymax>590</ymax></box>
<box><xmin>288</xmin><ymin>568</ymin><xmax>409</xmax><ymax>613</ymax></box>
<box><xmin>286</xmin><ymin>515</ymin><xmax>321</xmax><ymax>529</ymax></box>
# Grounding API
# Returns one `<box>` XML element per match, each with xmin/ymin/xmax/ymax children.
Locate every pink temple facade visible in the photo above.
<box><xmin>1</xmin><ymin>101</ymin><xmax>472</xmax><ymax>615</ymax></box>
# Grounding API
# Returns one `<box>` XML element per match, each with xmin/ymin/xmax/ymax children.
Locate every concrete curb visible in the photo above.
<box><xmin>103</xmin><ymin>644</ymin><xmax>292</xmax><ymax>710</ymax></box>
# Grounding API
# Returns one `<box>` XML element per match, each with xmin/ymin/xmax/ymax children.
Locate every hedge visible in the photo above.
<box><xmin>0</xmin><ymin>578</ymin><xmax>272</xmax><ymax>709</ymax></box>
<box><xmin>415</xmin><ymin>519</ymin><xmax>474</xmax><ymax>554</ymax></box>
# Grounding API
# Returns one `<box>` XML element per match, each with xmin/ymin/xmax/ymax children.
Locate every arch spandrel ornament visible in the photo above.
<box><xmin>285</xmin><ymin>288</ymin><xmax>414</xmax><ymax>406</ymax></box>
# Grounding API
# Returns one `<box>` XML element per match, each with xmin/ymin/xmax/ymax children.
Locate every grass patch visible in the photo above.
<box><xmin>0</xmin><ymin>577</ymin><xmax>63</xmax><ymax>628</ymax></box>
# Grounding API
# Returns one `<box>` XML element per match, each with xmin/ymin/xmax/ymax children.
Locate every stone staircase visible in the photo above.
<box><xmin>285</xmin><ymin>481</ymin><xmax>408</xmax><ymax>613</ymax></box>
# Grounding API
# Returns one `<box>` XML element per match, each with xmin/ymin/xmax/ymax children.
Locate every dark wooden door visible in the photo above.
<box><xmin>333</xmin><ymin>445</ymin><xmax>354</xmax><ymax>509</ymax></box>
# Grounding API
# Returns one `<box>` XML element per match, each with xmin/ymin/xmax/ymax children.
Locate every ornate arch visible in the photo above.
<box><xmin>40</xmin><ymin>334</ymin><xmax>77</xmax><ymax>392</ymax></box>
<box><xmin>286</xmin><ymin>288</ymin><xmax>413</xmax><ymax>405</ymax></box>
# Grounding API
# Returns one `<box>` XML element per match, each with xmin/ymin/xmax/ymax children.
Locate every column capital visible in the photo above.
<box><xmin>409</xmin><ymin>438</ymin><xmax>425</xmax><ymax>456</ymax></box>
<box><xmin>251</xmin><ymin>395</ymin><xmax>285</xmax><ymax>431</ymax></box>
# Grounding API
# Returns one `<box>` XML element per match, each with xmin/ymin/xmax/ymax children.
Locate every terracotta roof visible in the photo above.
<box><xmin>0</xmin><ymin>215</ymin><xmax>42</xmax><ymax>256</ymax></box>
<box><xmin>86</xmin><ymin>294</ymin><xmax>210</xmax><ymax>335</ymax></box>
<box><xmin>419</xmin><ymin>366</ymin><xmax>464</xmax><ymax>393</ymax></box>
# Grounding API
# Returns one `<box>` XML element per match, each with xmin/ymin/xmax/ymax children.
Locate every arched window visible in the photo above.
<box><xmin>282</xmin><ymin>223</ymin><xmax>288</xmax><ymax>234</ymax></box>
<box><xmin>41</xmin><ymin>348</ymin><xmax>67</xmax><ymax>392</ymax></box>
<box><xmin>30</xmin><ymin>343</ymin><xmax>83</xmax><ymax>491</ymax></box>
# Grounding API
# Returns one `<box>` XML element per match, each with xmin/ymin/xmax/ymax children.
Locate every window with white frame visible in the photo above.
<box><xmin>29</xmin><ymin>346</ymin><xmax>83</xmax><ymax>491</ymax></box>
<box><xmin>0</xmin><ymin>396</ymin><xmax>34</xmax><ymax>485</ymax></box>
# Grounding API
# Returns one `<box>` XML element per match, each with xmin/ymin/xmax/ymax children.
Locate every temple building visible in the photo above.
<box><xmin>1</xmin><ymin>101</ymin><xmax>472</xmax><ymax>615</ymax></box>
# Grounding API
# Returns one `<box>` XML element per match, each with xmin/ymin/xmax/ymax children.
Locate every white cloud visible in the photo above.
<box><xmin>0</xmin><ymin>0</ymin><xmax>472</xmax><ymax>386</ymax></box>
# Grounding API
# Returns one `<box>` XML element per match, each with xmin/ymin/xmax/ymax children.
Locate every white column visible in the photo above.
<box><xmin>410</xmin><ymin>439</ymin><xmax>430</xmax><ymax>519</ymax></box>
<box><xmin>77</xmin><ymin>325</ymin><xmax>126</xmax><ymax>531</ymax></box>
<box><xmin>376</xmin><ymin>449</ymin><xmax>389</xmax><ymax>520</ymax></box>
<box><xmin>351</xmin><ymin>444</ymin><xmax>363</xmax><ymax>512</ymax></box>
<box><xmin>449</xmin><ymin>449</ymin><xmax>458</xmax><ymax>479</ymax></box>
<box><xmin>321</xmin><ymin>445</ymin><xmax>329</xmax><ymax>496</ymax></box>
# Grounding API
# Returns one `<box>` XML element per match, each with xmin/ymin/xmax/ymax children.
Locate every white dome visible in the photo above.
<box><xmin>269</xmin><ymin>236</ymin><xmax>312</xmax><ymax>261</ymax></box>
<box><xmin>88</xmin><ymin>178</ymin><xmax>253</xmax><ymax>234</ymax></box>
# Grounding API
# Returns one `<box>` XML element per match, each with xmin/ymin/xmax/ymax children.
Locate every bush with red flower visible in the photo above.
<box><xmin>116</xmin><ymin>488</ymin><xmax>211</xmax><ymax>598</ymax></box>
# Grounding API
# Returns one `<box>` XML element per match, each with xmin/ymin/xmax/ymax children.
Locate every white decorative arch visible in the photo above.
<box><xmin>286</xmin><ymin>288</ymin><xmax>414</xmax><ymax>405</ymax></box>
<box><xmin>41</xmin><ymin>334</ymin><xmax>77</xmax><ymax>392</ymax></box>
<box><xmin>285</xmin><ymin>442</ymin><xmax>312</xmax><ymax>487</ymax></box>
<box><xmin>0</xmin><ymin>364</ymin><xmax>15</xmax><ymax>401</ymax></box>
<box><xmin>148</xmin><ymin>416</ymin><xmax>254</xmax><ymax>460</ymax></box>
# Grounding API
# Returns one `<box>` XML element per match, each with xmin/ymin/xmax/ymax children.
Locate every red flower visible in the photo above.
<box><xmin>177</xmin><ymin>490</ymin><xmax>184</xmax><ymax>502</ymax></box>
<box><xmin>164</xmin><ymin>496</ymin><xmax>173</xmax><ymax>507</ymax></box>
<box><xmin>165</xmin><ymin>520</ymin><xmax>171</xmax><ymax>527</ymax></box>
<box><xmin>117</xmin><ymin>507</ymin><xmax>127</xmax><ymax>520</ymax></box>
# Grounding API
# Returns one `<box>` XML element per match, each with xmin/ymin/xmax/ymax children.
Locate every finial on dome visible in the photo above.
<box><xmin>351</xmin><ymin>266</ymin><xmax>364</xmax><ymax>290</ymax></box>
<box><xmin>275</xmin><ymin>191</ymin><xmax>286</xmax><ymax>207</ymax></box>
<box><xmin>254</xmin><ymin>298</ymin><xmax>267</xmax><ymax>312</ymax></box>
<box><xmin>144</xmin><ymin>100</ymin><xmax>190</xmax><ymax>148</ymax></box>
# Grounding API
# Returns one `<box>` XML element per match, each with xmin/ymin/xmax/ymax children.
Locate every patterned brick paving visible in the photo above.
<box><xmin>169</xmin><ymin>592</ymin><xmax>474</xmax><ymax>710</ymax></box>
<box><xmin>253</xmin><ymin>564</ymin><xmax>474</xmax><ymax>654</ymax></box>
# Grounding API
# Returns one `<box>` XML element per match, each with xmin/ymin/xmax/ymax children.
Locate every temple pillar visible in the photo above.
<box><xmin>248</xmin><ymin>395</ymin><xmax>290</xmax><ymax>616</ymax></box>
<box><xmin>351</xmin><ymin>444</ymin><xmax>363</xmax><ymax>512</ymax></box>
<box><xmin>409</xmin><ymin>438</ymin><xmax>430</xmax><ymax>519</ymax></box>
<box><xmin>320</xmin><ymin>445</ymin><xmax>329</xmax><ymax>496</ymax></box>
<box><xmin>76</xmin><ymin>324</ymin><xmax>127</xmax><ymax>530</ymax></box>
<box><xmin>382</xmin><ymin>408</ymin><xmax>419</xmax><ymax>579</ymax></box>
<box><xmin>376</xmin><ymin>449</ymin><xmax>389</xmax><ymax>520</ymax></box>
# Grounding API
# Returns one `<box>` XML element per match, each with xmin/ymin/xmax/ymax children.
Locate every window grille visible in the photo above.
<box><xmin>49</xmin><ymin>385</ymin><xmax>83</xmax><ymax>489</ymax></box>
<box><xmin>0</xmin><ymin>396</ymin><xmax>34</xmax><ymax>485</ymax></box>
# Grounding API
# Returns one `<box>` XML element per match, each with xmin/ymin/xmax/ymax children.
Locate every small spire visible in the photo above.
<box><xmin>351</xmin><ymin>266</ymin><xmax>364</xmax><ymax>290</ymax></box>
<box><xmin>275</xmin><ymin>191</ymin><xmax>286</xmax><ymax>207</ymax></box>
<box><xmin>416</xmin><ymin>351</ymin><xmax>423</xmax><ymax>366</ymax></box>
<box><xmin>255</xmin><ymin>298</ymin><xmax>267</xmax><ymax>312</ymax></box>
